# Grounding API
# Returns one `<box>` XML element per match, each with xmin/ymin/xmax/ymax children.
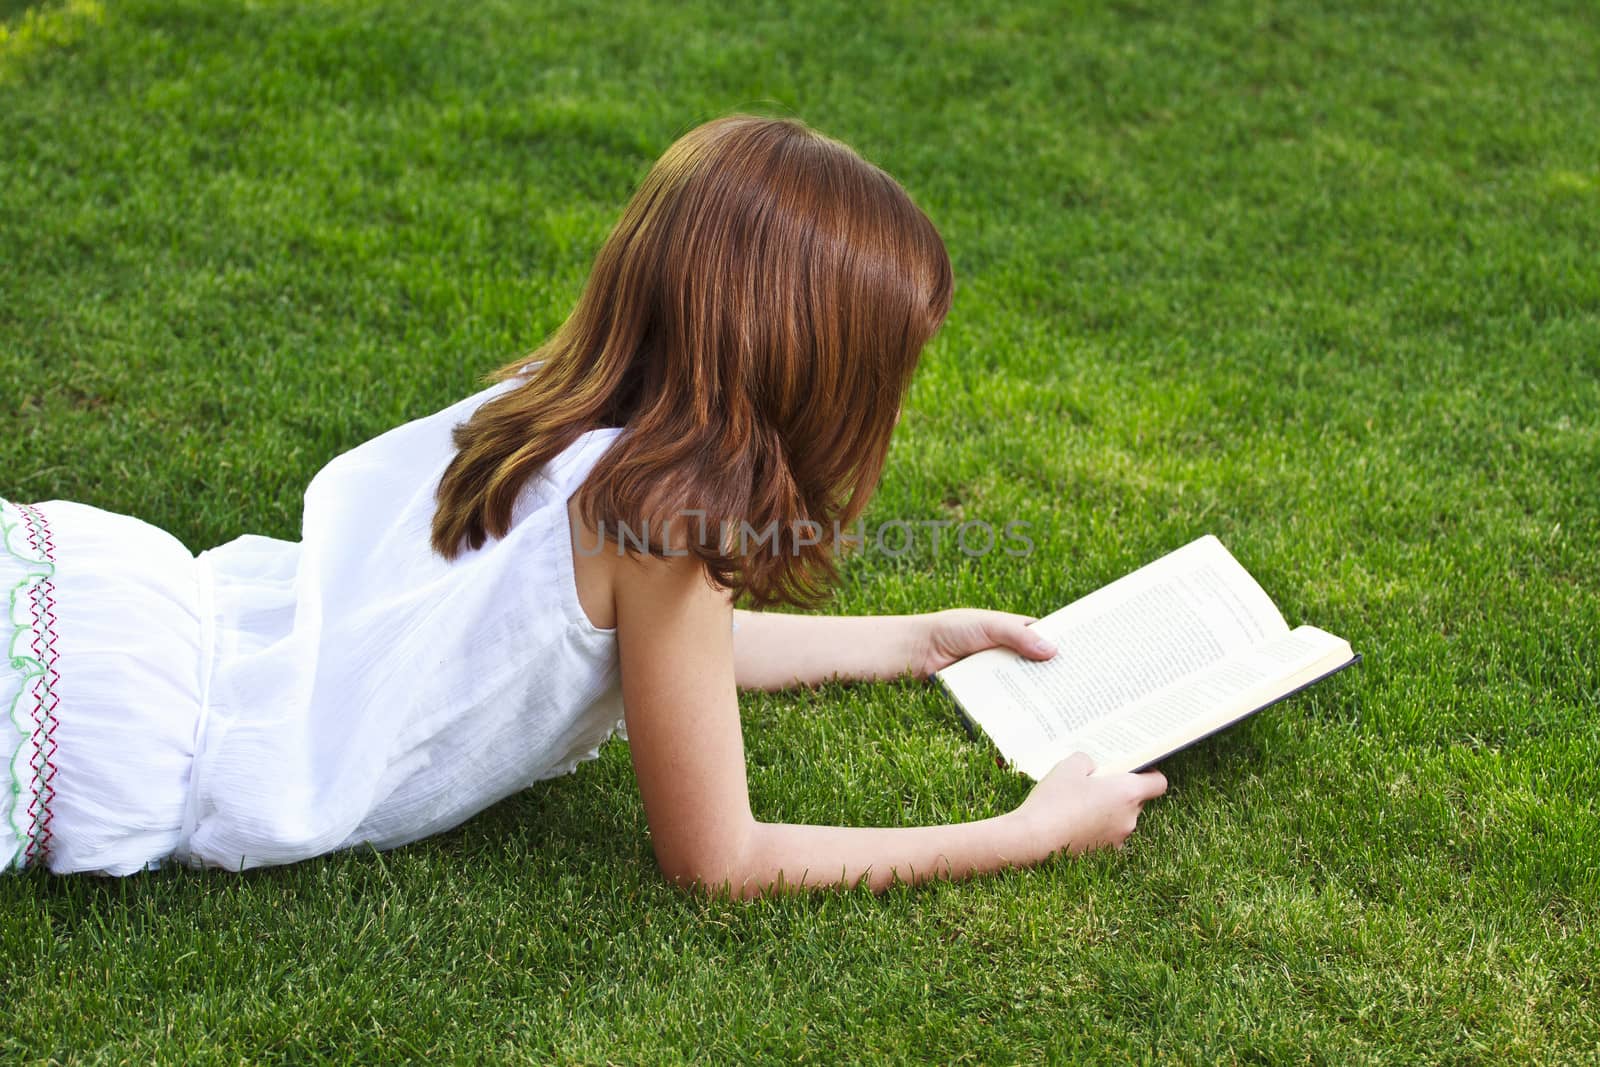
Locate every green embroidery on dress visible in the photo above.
<box><xmin>1</xmin><ymin>500</ymin><xmax>56</xmax><ymax>870</ymax></box>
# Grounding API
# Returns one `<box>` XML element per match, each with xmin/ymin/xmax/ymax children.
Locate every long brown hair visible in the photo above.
<box><xmin>431</xmin><ymin>115</ymin><xmax>953</xmax><ymax>607</ymax></box>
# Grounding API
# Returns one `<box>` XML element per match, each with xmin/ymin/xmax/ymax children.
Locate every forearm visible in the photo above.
<box><xmin>694</xmin><ymin>813</ymin><xmax>1048</xmax><ymax>899</ymax></box>
<box><xmin>733</xmin><ymin>609</ymin><xmax>928</xmax><ymax>690</ymax></box>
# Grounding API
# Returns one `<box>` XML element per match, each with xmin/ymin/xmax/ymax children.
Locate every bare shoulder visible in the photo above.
<box><xmin>569</xmin><ymin>497</ymin><xmax>731</xmax><ymax>630</ymax></box>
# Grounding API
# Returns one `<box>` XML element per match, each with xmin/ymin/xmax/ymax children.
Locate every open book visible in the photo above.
<box><xmin>935</xmin><ymin>536</ymin><xmax>1358</xmax><ymax>779</ymax></box>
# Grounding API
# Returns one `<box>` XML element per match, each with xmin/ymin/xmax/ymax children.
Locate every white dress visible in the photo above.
<box><xmin>3</xmin><ymin>374</ymin><xmax>628</xmax><ymax>875</ymax></box>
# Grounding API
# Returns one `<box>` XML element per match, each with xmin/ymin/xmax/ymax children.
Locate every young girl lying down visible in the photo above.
<box><xmin>1</xmin><ymin>115</ymin><xmax>1165</xmax><ymax>895</ymax></box>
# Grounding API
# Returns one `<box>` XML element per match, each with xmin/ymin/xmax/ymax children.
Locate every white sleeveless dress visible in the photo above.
<box><xmin>3</xmin><ymin>375</ymin><xmax>628</xmax><ymax>875</ymax></box>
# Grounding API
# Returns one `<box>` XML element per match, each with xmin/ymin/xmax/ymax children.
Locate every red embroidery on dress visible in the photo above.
<box><xmin>18</xmin><ymin>504</ymin><xmax>56</xmax><ymax>562</ymax></box>
<box><xmin>16</xmin><ymin>504</ymin><xmax>59</xmax><ymax>867</ymax></box>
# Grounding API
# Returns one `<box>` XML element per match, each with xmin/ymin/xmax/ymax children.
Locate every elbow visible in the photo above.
<box><xmin>652</xmin><ymin>820</ymin><xmax>765</xmax><ymax>900</ymax></box>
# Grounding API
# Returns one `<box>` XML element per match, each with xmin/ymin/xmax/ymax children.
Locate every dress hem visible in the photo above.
<box><xmin>2</xmin><ymin>499</ymin><xmax>61</xmax><ymax>872</ymax></box>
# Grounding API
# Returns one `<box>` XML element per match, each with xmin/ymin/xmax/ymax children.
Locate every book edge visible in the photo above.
<box><xmin>1126</xmin><ymin>652</ymin><xmax>1363</xmax><ymax>773</ymax></box>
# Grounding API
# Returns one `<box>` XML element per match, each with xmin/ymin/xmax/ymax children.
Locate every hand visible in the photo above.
<box><xmin>914</xmin><ymin>608</ymin><xmax>1058</xmax><ymax>677</ymax></box>
<box><xmin>1013</xmin><ymin>752</ymin><xmax>1168</xmax><ymax>857</ymax></box>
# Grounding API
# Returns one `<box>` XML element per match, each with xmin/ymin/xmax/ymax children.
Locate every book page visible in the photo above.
<box><xmin>937</xmin><ymin>536</ymin><xmax>1288</xmax><ymax>766</ymax></box>
<box><xmin>1038</xmin><ymin>625</ymin><xmax>1354</xmax><ymax>778</ymax></box>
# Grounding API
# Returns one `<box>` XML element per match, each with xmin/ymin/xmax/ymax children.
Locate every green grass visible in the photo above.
<box><xmin>3</xmin><ymin>0</ymin><xmax>1598</xmax><ymax>1061</ymax></box>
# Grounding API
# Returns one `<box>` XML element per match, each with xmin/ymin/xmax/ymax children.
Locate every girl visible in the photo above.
<box><xmin>3</xmin><ymin>115</ymin><xmax>1165</xmax><ymax>895</ymax></box>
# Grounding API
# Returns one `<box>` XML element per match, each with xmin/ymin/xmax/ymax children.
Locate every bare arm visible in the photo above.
<box><xmin>731</xmin><ymin>607</ymin><xmax>1059</xmax><ymax>691</ymax></box>
<box><xmin>731</xmin><ymin>609</ymin><xmax>925</xmax><ymax>689</ymax></box>
<box><xmin>616</xmin><ymin>551</ymin><xmax>1166</xmax><ymax>899</ymax></box>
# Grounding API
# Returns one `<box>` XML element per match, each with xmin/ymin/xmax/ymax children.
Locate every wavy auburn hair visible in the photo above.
<box><xmin>432</xmin><ymin>115</ymin><xmax>953</xmax><ymax>607</ymax></box>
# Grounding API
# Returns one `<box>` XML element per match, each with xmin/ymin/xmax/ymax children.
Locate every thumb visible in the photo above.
<box><xmin>1135</xmin><ymin>768</ymin><xmax>1169</xmax><ymax>799</ymax></box>
<box><xmin>992</xmin><ymin>618</ymin><xmax>1057</xmax><ymax>659</ymax></box>
<box><xmin>1061</xmin><ymin>751</ymin><xmax>1096</xmax><ymax>777</ymax></box>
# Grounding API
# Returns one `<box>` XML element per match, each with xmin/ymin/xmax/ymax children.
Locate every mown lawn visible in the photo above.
<box><xmin>2</xmin><ymin>0</ymin><xmax>1597</xmax><ymax>1061</ymax></box>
